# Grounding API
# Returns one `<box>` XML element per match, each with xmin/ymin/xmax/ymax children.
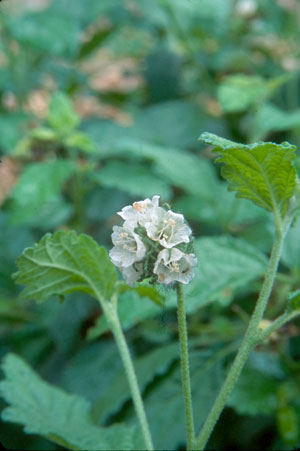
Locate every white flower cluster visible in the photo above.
<box><xmin>109</xmin><ymin>196</ymin><xmax>197</xmax><ymax>286</ymax></box>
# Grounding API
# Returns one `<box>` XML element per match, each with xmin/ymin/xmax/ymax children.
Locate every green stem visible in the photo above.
<box><xmin>195</xmin><ymin>230</ymin><xmax>285</xmax><ymax>450</ymax></box>
<box><xmin>106</xmin><ymin>305</ymin><xmax>154</xmax><ymax>451</ymax></box>
<box><xmin>257</xmin><ymin>310</ymin><xmax>300</xmax><ymax>343</ymax></box>
<box><xmin>176</xmin><ymin>283</ymin><xmax>195</xmax><ymax>451</ymax></box>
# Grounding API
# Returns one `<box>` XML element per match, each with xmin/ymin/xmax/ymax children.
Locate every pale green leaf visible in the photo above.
<box><xmin>0</xmin><ymin>353</ymin><xmax>140</xmax><ymax>451</ymax></box>
<box><xmin>217</xmin><ymin>75</ymin><xmax>280</xmax><ymax>113</ymax></box>
<box><xmin>93</xmin><ymin>160</ymin><xmax>171</xmax><ymax>199</ymax></box>
<box><xmin>9</xmin><ymin>159</ymin><xmax>75</xmax><ymax>225</ymax></box>
<box><xmin>64</xmin><ymin>131</ymin><xmax>96</xmax><ymax>153</ymax></box>
<box><xmin>30</xmin><ymin>127</ymin><xmax>58</xmax><ymax>141</ymax></box>
<box><xmin>14</xmin><ymin>230</ymin><xmax>118</xmax><ymax>303</ymax></box>
<box><xmin>199</xmin><ymin>132</ymin><xmax>297</xmax><ymax>216</ymax></box>
<box><xmin>252</xmin><ymin>103</ymin><xmax>300</xmax><ymax>141</ymax></box>
<box><xmin>48</xmin><ymin>92</ymin><xmax>80</xmax><ymax>135</ymax></box>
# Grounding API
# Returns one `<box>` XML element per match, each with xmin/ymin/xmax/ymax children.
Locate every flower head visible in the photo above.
<box><xmin>109</xmin><ymin>225</ymin><xmax>146</xmax><ymax>267</ymax></box>
<box><xmin>110</xmin><ymin>196</ymin><xmax>197</xmax><ymax>286</ymax></box>
<box><xmin>120</xmin><ymin>263</ymin><xmax>144</xmax><ymax>286</ymax></box>
<box><xmin>145</xmin><ymin>208</ymin><xmax>191</xmax><ymax>248</ymax></box>
<box><xmin>153</xmin><ymin>248</ymin><xmax>197</xmax><ymax>285</ymax></box>
<box><xmin>117</xmin><ymin>195</ymin><xmax>160</xmax><ymax>228</ymax></box>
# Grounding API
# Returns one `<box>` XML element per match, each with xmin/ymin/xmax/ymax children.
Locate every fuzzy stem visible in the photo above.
<box><xmin>257</xmin><ymin>310</ymin><xmax>300</xmax><ymax>343</ymax></box>
<box><xmin>195</xmin><ymin>230</ymin><xmax>285</xmax><ymax>450</ymax></box>
<box><xmin>107</xmin><ymin>306</ymin><xmax>154</xmax><ymax>451</ymax></box>
<box><xmin>176</xmin><ymin>282</ymin><xmax>195</xmax><ymax>450</ymax></box>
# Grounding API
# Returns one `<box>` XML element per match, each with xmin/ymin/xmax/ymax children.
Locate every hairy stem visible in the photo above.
<box><xmin>107</xmin><ymin>306</ymin><xmax>154</xmax><ymax>451</ymax></box>
<box><xmin>176</xmin><ymin>283</ymin><xmax>195</xmax><ymax>450</ymax></box>
<box><xmin>257</xmin><ymin>310</ymin><xmax>300</xmax><ymax>343</ymax></box>
<box><xmin>195</xmin><ymin>230</ymin><xmax>285</xmax><ymax>450</ymax></box>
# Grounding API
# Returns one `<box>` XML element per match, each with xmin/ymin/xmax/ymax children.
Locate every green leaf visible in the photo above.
<box><xmin>217</xmin><ymin>75</ymin><xmax>280</xmax><ymax>113</ymax></box>
<box><xmin>9</xmin><ymin>159</ymin><xmax>75</xmax><ymax>225</ymax></box>
<box><xmin>277</xmin><ymin>406</ymin><xmax>299</xmax><ymax>446</ymax></box>
<box><xmin>0</xmin><ymin>353</ymin><xmax>140</xmax><ymax>451</ymax></box>
<box><xmin>0</xmin><ymin>113</ymin><xmax>28</xmax><ymax>154</ymax></box>
<box><xmin>252</xmin><ymin>103</ymin><xmax>300</xmax><ymax>141</ymax></box>
<box><xmin>199</xmin><ymin>132</ymin><xmax>297</xmax><ymax>216</ymax></box>
<box><xmin>228</xmin><ymin>352</ymin><xmax>284</xmax><ymax>416</ymax></box>
<box><xmin>288</xmin><ymin>290</ymin><xmax>300</xmax><ymax>311</ymax></box>
<box><xmin>118</xmin><ymin>282</ymin><xmax>165</xmax><ymax>306</ymax></box>
<box><xmin>185</xmin><ymin>236</ymin><xmax>268</xmax><ymax>313</ymax></box>
<box><xmin>91</xmin><ymin>343</ymin><xmax>180</xmax><ymax>423</ymax></box>
<box><xmin>64</xmin><ymin>131</ymin><xmax>96</xmax><ymax>153</ymax></box>
<box><xmin>140</xmin><ymin>350</ymin><xmax>224</xmax><ymax>450</ymax></box>
<box><xmin>14</xmin><ymin>230</ymin><xmax>118</xmax><ymax>303</ymax></box>
<box><xmin>30</xmin><ymin>127</ymin><xmax>58</xmax><ymax>141</ymax></box>
<box><xmin>7</xmin><ymin>10</ymin><xmax>80</xmax><ymax>57</ymax></box>
<box><xmin>93</xmin><ymin>160</ymin><xmax>171</xmax><ymax>199</ymax></box>
<box><xmin>48</xmin><ymin>92</ymin><xmax>80</xmax><ymax>135</ymax></box>
<box><xmin>87</xmin><ymin>290</ymin><xmax>162</xmax><ymax>340</ymax></box>
<box><xmin>281</xmin><ymin>218</ymin><xmax>300</xmax><ymax>271</ymax></box>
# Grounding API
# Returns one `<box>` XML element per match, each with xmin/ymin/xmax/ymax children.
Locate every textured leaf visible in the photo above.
<box><xmin>0</xmin><ymin>354</ymin><xmax>140</xmax><ymax>451</ymax></box>
<box><xmin>93</xmin><ymin>160</ymin><xmax>171</xmax><ymax>199</ymax></box>
<box><xmin>199</xmin><ymin>132</ymin><xmax>297</xmax><ymax>216</ymax></box>
<box><xmin>14</xmin><ymin>230</ymin><xmax>118</xmax><ymax>303</ymax></box>
<box><xmin>9</xmin><ymin>159</ymin><xmax>75</xmax><ymax>225</ymax></box>
<box><xmin>48</xmin><ymin>92</ymin><xmax>80</xmax><ymax>135</ymax></box>
<box><xmin>92</xmin><ymin>343</ymin><xmax>180</xmax><ymax>423</ymax></box>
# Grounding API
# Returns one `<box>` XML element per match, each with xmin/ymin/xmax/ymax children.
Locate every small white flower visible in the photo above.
<box><xmin>145</xmin><ymin>208</ymin><xmax>191</xmax><ymax>248</ymax></box>
<box><xmin>109</xmin><ymin>225</ymin><xmax>146</xmax><ymax>267</ymax></box>
<box><xmin>117</xmin><ymin>195</ymin><xmax>160</xmax><ymax>228</ymax></box>
<box><xmin>154</xmin><ymin>248</ymin><xmax>197</xmax><ymax>285</ymax></box>
<box><xmin>120</xmin><ymin>263</ymin><xmax>144</xmax><ymax>286</ymax></box>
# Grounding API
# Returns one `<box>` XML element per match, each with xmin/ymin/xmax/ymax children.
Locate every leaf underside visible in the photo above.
<box><xmin>199</xmin><ymin>132</ymin><xmax>297</xmax><ymax>217</ymax></box>
<box><xmin>14</xmin><ymin>230</ymin><xmax>118</xmax><ymax>303</ymax></box>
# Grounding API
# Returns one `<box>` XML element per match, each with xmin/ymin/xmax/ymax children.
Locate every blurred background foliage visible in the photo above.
<box><xmin>1</xmin><ymin>0</ymin><xmax>300</xmax><ymax>449</ymax></box>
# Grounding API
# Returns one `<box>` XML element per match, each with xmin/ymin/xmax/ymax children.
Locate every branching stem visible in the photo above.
<box><xmin>194</xmin><ymin>229</ymin><xmax>285</xmax><ymax>450</ymax></box>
